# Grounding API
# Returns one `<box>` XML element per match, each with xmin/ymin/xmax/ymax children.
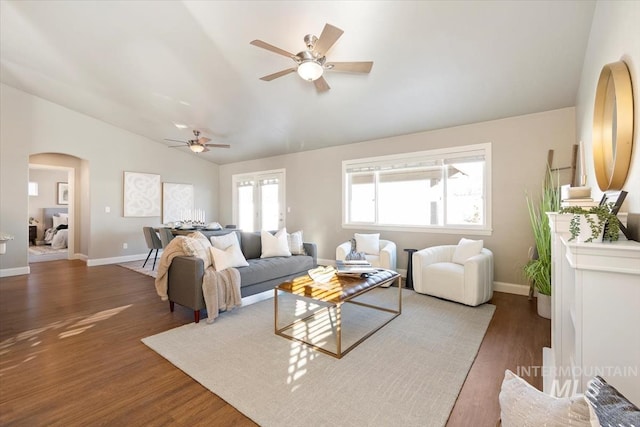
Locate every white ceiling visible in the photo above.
<box><xmin>0</xmin><ymin>0</ymin><xmax>596</xmax><ymax>164</ymax></box>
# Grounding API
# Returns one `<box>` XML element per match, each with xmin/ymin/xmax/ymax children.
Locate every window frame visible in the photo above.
<box><xmin>342</xmin><ymin>143</ymin><xmax>492</xmax><ymax>235</ymax></box>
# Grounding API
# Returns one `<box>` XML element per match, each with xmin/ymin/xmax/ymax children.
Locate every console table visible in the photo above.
<box><xmin>545</xmin><ymin>213</ymin><xmax>640</xmax><ymax>403</ymax></box>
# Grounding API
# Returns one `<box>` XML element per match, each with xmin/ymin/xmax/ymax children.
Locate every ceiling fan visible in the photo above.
<box><xmin>164</xmin><ymin>130</ymin><xmax>230</xmax><ymax>153</ymax></box>
<box><xmin>250</xmin><ymin>23</ymin><xmax>373</xmax><ymax>93</ymax></box>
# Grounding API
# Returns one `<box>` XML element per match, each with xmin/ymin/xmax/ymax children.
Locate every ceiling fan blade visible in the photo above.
<box><xmin>201</xmin><ymin>147</ymin><xmax>210</xmax><ymax>153</ymax></box>
<box><xmin>250</xmin><ymin>40</ymin><xmax>296</xmax><ymax>59</ymax></box>
<box><xmin>314</xmin><ymin>76</ymin><xmax>330</xmax><ymax>93</ymax></box>
<box><xmin>260</xmin><ymin>68</ymin><xmax>296</xmax><ymax>81</ymax></box>
<box><xmin>326</xmin><ymin>61</ymin><xmax>373</xmax><ymax>74</ymax></box>
<box><xmin>168</xmin><ymin>145</ymin><xmax>186</xmax><ymax>149</ymax></box>
<box><xmin>204</xmin><ymin>143</ymin><xmax>231</xmax><ymax>148</ymax></box>
<box><xmin>313</xmin><ymin>24</ymin><xmax>344</xmax><ymax>56</ymax></box>
<box><xmin>164</xmin><ymin>138</ymin><xmax>187</xmax><ymax>143</ymax></box>
<box><xmin>197</xmin><ymin>136</ymin><xmax>211</xmax><ymax>144</ymax></box>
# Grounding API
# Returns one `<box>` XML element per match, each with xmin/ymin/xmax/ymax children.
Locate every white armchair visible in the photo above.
<box><xmin>336</xmin><ymin>239</ymin><xmax>397</xmax><ymax>271</ymax></box>
<box><xmin>412</xmin><ymin>244</ymin><xmax>493</xmax><ymax>306</ymax></box>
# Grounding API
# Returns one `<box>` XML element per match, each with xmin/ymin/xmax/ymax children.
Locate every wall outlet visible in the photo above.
<box><xmin>122</xmin><ymin>243</ymin><xmax>128</xmax><ymax>249</ymax></box>
<box><xmin>105</xmin><ymin>206</ymin><xmax>111</xmax><ymax>213</ymax></box>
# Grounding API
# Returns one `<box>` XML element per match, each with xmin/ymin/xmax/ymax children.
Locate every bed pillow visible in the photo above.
<box><xmin>287</xmin><ymin>230</ymin><xmax>305</xmax><ymax>255</ymax></box>
<box><xmin>210</xmin><ymin>232</ymin><xmax>240</xmax><ymax>250</ymax></box>
<box><xmin>52</xmin><ymin>215</ymin><xmax>68</xmax><ymax>228</ymax></box>
<box><xmin>261</xmin><ymin>228</ymin><xmax>291</xmax><ymax>258</ymax></box>
<box><xmin>499</xmin><ymin>370</ymin><xmax>591</xmax><ymax>427</ymax></box>
<box><xmin>209</xmin><ymin>244</ymin><xmax>249</xmax><ymax>271</ymax></box>
<box><xmin>354</xmin><ymin>233</ymin><xmax>380</xmax><ymax>255</ymax></box>
<box><xmin>452</xmin><ymin>238</ymin><xmax>483</xmax><ymax>264</ymax></box>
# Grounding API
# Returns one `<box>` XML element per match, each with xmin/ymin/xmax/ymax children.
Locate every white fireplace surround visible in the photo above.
<box><xmin>545</xmin><ymin>213</ymin><xmax>640</xmax><ymax>404</ymax></box>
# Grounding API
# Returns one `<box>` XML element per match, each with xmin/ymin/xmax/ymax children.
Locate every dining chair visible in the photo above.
<box><xmin>158</xmin><ymin>227</ymin><xmax>174</xmax><ymax>248</ymax></box>
<box><xmin>142</xmin><ymin>227</ymin><xmax>163</xmax><ymax>270</ymax></box>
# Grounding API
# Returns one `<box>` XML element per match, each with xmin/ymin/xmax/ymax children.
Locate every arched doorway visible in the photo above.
<box><xmin>28</xmin><ymin>153</ymin><xmax>88</xmax><ymax>263</ymax></box>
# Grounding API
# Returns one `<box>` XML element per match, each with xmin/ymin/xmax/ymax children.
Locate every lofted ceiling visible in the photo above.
<box><xmin>0</xmin><ymin>0</ymin><xmax>596</xmax><ymax>164</ymax></box>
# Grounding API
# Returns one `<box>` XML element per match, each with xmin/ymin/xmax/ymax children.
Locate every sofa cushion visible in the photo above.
<box><xmin>261</xmin><ymin>228</ymin><xmax>291</xmax><ymax>258</ymax></box>
<box><xmin>210</xmin><ymin>231</ymin><xmax>240</xmax><ymax>250</ymax></box>
<box><xmin>452</xmin><ymin>238</ymin><xmax>483</xmax><ymax>265</ymax></box>
<box><xmin>287</xmin><ymin>230</ymin><xmax>305</xmax><ymax>255</ymax></box>
<box><xmin>209</xmin><ymin>244</ymin><xmax>249</xmax><ymax>271</ymax></box>
<box><xmin>238</xmin><ymin>255</ymin><xmax>314</xmax><ymax>287</ymax></box>
<box><xmin>240</xmin><ymin>231</ymin><xmax>262</xmax><ymax>260</ymax></box>
<box><xmin>355</xmin><ymin>233</ymin><xmax>380</xmax><ymax>255</ymax></box>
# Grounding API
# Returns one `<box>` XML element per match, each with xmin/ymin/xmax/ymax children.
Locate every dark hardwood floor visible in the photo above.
<box><xmin>0</xmin><ymin>260</ymin><xmax>549</xmax><ymax>426</ymax></box>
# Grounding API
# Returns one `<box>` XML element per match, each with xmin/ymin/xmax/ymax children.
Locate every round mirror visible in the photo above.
<box><xmin>592</xmin><ymin>60</ymin><xmax>634</xmax><ymax>191</ymax></box>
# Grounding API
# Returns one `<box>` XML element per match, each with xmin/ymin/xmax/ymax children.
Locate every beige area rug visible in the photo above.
<box><xmin>118</xmin><ymin>260</ymin><xmax>157</xmax><ymax>278</ymax></box>
<box><xmin>142</xmin><ymin>288</ymin><xmax>495</xmax><ymax>427</ymax></box>
<box><xmin>28</xmin><ymin>245</ymin><xmax>68</xmax><ymax>262</ymax></box>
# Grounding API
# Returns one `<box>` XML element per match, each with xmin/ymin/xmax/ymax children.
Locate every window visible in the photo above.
<box><xmin>343</xmin><ymin>143</ymin><xmax>491</xmax><ymax>234</ymax></box>
<box><xmin>232</xmin><ymin>169</ymin><xmax>285</xmax><ymax>232</ymax></box>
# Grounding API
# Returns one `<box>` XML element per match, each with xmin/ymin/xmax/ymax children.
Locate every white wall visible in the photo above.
<box><xmin>576</xmin><ymin>1</ymin><xmax>640</xmax><ymax>211</ymax></box>
<box><xmin>0</xmin><ymin>84</ymin><xmax>220</xmax><ymax>273</ymax></box>
<box><xmin>220</xmin><ymin>108</ymin><xmax>576</xmax><ymax>288</ymax></box>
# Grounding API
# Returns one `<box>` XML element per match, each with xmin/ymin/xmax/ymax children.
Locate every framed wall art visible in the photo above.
<box><xmin>162</xmin><ymin>183</ymin><xmax>194</xmax><ymax>224</ymax></box>
<box><xmin>57</xmin><ymin>182</ymin><xmax>69</xmax><ymax>205</ymax></box>
<box><xmin>123</xmin><ymin>172</ymin><xmax>161</xmax><ymax>217</ymax></box>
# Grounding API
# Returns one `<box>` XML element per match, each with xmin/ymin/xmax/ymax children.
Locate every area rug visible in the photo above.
<box><xmin>118</xmin><ymin>260</ymin><xmax>157</xmax><ymax>278</ymax></box>
<box><xmin>142</xmin><ymin>288</ymin><xmax>495</xmax><ymax>426</ymax></box>
<box><xmin>28</xmin><ymin>245</ymin><xmax>67</xmax><ymax>256</ymax></box>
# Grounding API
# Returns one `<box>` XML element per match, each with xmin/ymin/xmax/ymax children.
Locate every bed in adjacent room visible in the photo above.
<box><xmin>42</xmin><ymin>207</ymin><xmax>69</xmax><ymax>249</ymax></box>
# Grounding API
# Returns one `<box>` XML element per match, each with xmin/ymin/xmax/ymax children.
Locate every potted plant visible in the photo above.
<box><xmin>524</xmin><ymin>170</ymin><xmax>559</xmax><ymax>319</ymax></box>
<box><xmin>558</xmin><ymin>203</ymin><xmax>620</xmax><ymax>242</ymax></box>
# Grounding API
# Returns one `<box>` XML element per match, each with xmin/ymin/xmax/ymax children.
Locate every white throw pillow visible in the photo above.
<box><xmin>209</xmin><ymin>244</ymin><xmax>249</xmax><ymax>272</ymax></box>
<box><xmin>261</xmin><ymin>228</ymin><xmax>291</xmax><ymax>258</ymax></box>
<box><xmin>210</xmin><ymin>232</ymin><xmax>239</xmax><ymax>250</ymax></box>
<box><xmin>287</xmin><ymin>230</ymin><xmax>305</xmax><ymax>255</ymax></box>
<box><xmin>355</xmin><ymin>233</ymin><xmax>380</xmax><ymax>255</ymax></box>
<box><xmin>498</xmin><ymin>370</ymin><xmax>591</xmax><ymax>427</ymax></box>
<box><xmin>452</xmin><ymin>238</ymin><xmax>483</xmax><ymax>265</ymax></box>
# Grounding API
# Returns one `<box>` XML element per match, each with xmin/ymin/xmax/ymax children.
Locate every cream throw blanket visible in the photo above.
<box><xmin>155</xmin><ymin>236</ymin><xmax>242</xmax><ymax>323</ymax></box>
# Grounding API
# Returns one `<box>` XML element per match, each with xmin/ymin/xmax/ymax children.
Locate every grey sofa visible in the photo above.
<box><xmin>167</xmin><ymin>230</ymin><xmax>317</xmax><ymax>323</ymax></box>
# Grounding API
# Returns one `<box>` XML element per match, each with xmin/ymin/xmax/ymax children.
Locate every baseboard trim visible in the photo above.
<box><xmin>87</xmin><ymin>253</ymin><xmax>152</xmax><ymax>267</ymax></box>
<box><xmin>0</xmin><ymin>266</ymin><xmax>30</xmax><ymax>277</ymax></box>
<box><xmin>494</xmin><ymin>281</ymin><xmax>530</xmax><ymax>296</ymax></box>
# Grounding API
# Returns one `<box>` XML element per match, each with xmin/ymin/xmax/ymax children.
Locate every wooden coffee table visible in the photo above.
<box><xmin>274</xmin><ymin>268</ymin><xmax>401</xmax><ymax>359</ymax></box>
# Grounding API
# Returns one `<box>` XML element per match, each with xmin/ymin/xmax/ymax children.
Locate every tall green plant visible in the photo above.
<box><xmin>524</xmin><ymin>169</ymin><xmax>560</xmax><ymax>296</ymax></box>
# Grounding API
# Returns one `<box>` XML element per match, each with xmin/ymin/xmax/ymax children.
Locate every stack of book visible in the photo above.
<box><xmin>561</xmin><ymin>198</ymin><xmax>599</xmax><ymax>208</ymax></box>
<box><xmin>335</xmin><ymin>260</ymin><xmax>377</xmax><ymax>277</ymax></box>
<box><xmin>560</xmin><ymin>185</ymin><xmax>598</xmax><ymax>208</ymax></box>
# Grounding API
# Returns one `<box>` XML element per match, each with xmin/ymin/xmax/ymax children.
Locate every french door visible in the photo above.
<box><xmin>232</xmin><ymin>169</ymin><xmax>285</xmax><ymax>232</ymax></box>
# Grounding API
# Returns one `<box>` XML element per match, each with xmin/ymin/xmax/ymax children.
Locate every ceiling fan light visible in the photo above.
<box><xmin>297</xmin><ymin>60</ymin><xmax>323</xmax><ymax>81</ymax></box>
<box><xmin>190</xmin><ymin>144</ymin><xmax>205</xmax><ymax>153</ymax></box>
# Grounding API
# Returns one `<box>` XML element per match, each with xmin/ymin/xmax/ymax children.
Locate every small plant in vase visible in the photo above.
<box><xmin>559</xmin><ymin>203</ymin><xmax>620</xmax><ymax>242</ymax></box>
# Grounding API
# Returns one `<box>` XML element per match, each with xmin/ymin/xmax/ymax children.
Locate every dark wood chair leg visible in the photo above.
<box><xmin>169</xmin><ymin>301</ymin><xmax>174</xmax><ymax>312</ymax></box>
<box><xmin>194</xmin><ymin>310</ymin><xmax>200</xmax><ymax>323</ymax></box>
